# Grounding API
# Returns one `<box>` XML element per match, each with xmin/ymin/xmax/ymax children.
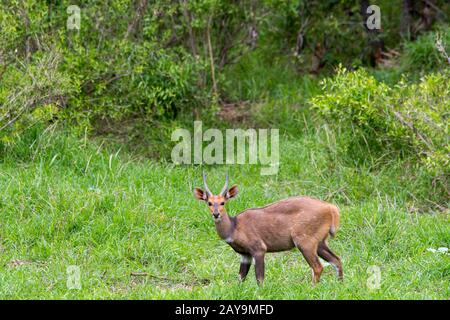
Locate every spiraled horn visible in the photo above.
<box><xmin>203</xmin><ymin>172</ymin><xmax>212</xmax><ymax>197</ymax></box>
<box><xmin>220</xmin><ymin>171</ymin><xmax>229</xmax><ymax>197</ymax></box>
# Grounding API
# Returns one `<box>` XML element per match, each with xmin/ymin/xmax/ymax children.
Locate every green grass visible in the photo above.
<box><xmin>0</xmin><ymin>125</ymin><xmax>448</xmax><ymax>299</ymax></box>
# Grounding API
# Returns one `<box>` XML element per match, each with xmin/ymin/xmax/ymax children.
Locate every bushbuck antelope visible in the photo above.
<box><xmin>194</xmin><ymin>173</ymin><xmax>342</xmax><ymax>285</ymax></box>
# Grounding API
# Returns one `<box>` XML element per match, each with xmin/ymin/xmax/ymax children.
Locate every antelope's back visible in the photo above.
<box><xmin>238</xmin><ymin>196</ymin><xmax>336</xmax><ymax>230</ymax></box>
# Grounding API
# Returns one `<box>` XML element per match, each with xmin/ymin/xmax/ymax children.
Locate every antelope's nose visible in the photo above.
<box><xmin>213</xmin><ymin>212</ymin><xmax>220</xmax><ymax>219</ymax></box>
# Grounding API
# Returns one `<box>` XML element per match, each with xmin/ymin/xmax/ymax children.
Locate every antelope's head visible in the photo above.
<box><xmin>194</xmin><ymin>172</ymin><xmax>238</xmax><ymax>221</ymax></box>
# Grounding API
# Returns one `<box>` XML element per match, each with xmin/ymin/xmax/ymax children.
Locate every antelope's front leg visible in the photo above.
<box><xmin>239</xmin><ymin>254</ymin><xmax>252</xmax><ymax>281</ymax></box>
<box><xmin>254</xmin><ymin>253</ymin><xmax>265</xmax><ymax>286</ymax></box>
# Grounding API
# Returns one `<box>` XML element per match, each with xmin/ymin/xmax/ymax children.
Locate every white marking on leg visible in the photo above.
<box><xmin>319</xmin><ymin>258</ymin><xmax>330</xmax><ymax>267</ymax></box>
<box><xmin>330</xmin><ymin>263</ymin><xmax>339</xmax><ymax>276</ymax></box>
<box><xmin>240</xmin><ymin>255</ymin><xmax>251</xmax><ymax>264</ymax></box>
<box><xmin>319</xmin><ymin>257</ymin><xmax>339</xmax><ymax>275</ymax></box>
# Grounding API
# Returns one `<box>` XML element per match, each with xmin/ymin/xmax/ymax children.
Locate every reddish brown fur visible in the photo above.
<box><xmin>194</xmin><ymin>182</ymin><xmax>343</xmax><ymax>285</ymax></box>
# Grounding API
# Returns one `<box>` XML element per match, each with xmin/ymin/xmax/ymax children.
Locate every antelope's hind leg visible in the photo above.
<box><xmin>253</xmin><ymin>253</ymin><xmax>265</xmax><ymax>286</ymax></box>
<box><xmin>239</xmin><ymin>254</ymin><xmax>252</xmax><ymax>281</ymax></box>
<box><xmin>317</xmin><ymin>241</ymin><xmax>343</xmax><ymax>280</ymax></box>
<box><xmin>294</xmin><ymin>237</ymin><xmax>323</xmax><ymax>284</ymax></box>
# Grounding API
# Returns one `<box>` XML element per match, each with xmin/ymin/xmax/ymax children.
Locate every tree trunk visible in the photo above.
<box><xmin>400</xmin><ymin>0</ymin><xmax>414</xmax><ymax>39</ymax></box>
<box><xmin>206</xmin><ymin>15</ymin><xmax>218</xmax><ymax>99</ymax></box>
<box><xmin>125</xmin><ymin>0</ymin><xmax>149</xmax><ymax>39</ymax></box>
<box><xmin>181</xmin><ymin>0</ymin><xmax>198</xmax><ymax>57</ymax></box>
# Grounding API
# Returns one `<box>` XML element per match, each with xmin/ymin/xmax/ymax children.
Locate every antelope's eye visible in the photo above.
<box><xmin>207</xmin><ymin>202</ymin><xmax>212</xmax><ymax>206</ymax></box>
<box><xmin>220</xmin><ymin>202</ymin><xmax>225</xmax><ymax>206</ymax></box>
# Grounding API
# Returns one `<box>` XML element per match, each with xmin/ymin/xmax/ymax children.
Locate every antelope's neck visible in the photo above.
<box><xmin>215</xmin><ymin>212</ymin><xmax>236</xmax><ymax>241</ymax></box>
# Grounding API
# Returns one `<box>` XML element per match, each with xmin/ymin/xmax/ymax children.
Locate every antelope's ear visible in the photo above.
<box><xmin>194</xmin><ymin>188</ymin><xmax>207</xmax><ymax>201</ymax></box>
<box><xmin>226</xmin><ymin>185</ymin><xmax>238</xmax><ymax>200</ymax></box>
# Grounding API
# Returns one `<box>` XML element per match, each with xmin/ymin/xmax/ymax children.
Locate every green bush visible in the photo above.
<box><xmin>60</xmin><ymin>41</ymin><xmax>204</xmax><ymax>126</ymax></box>
<box><xmin>0</xmin><ymin>1</ymin><xmax>210</xmax><ymax>135</ymax></box>
<box><xmin>0</xmin><ymin>51</ymin><xmax>73</xmax><ymax>146</ymax></box>
<box><xmin>400</xmin><ymin>26</ymin><xmax>450</xmax><ymax>74</ymax></box>
<box><xmin>311</xmin><ymin>67</ymin><xmax>449</xmax><ymax>185</ymax></box>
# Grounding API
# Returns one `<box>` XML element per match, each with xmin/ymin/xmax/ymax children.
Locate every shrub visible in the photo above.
<box><xmin>400</xmin><ymin>26</ymin><xmax>450</xmax><ymax>74</ymax></box>
<box><xmin>60</xmin><ymin>41</ymin><xmax>204</xmax><ymax>126</ymax></box>
<box><xmin>0</xmin><ymin>51</ymin><xmax>73</xmax><ymax>145</ymax></box>
<box><xmin>311</xmin><ymin>67</ymin><xmax>449</xmax><ymax>195</ymax></box>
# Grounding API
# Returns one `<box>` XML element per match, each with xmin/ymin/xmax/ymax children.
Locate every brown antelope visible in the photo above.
<box><xmin>194</xmin><ymin>173</ymin><xmax>342</xmax><ymax>285</ymax></box>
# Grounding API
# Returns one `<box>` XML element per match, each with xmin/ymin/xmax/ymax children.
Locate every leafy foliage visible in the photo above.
<box><xmin>400</xmin><ymin>26</ymin><xmax>450</xmax><ymax>73</ymax></box>
<box><xmin>0</xmin><ymin>51</ymin><xmax>72</xmax><ymax>144</ymax></box>
<box><xmin>311</xmin><ymin>67</ymin><xmax>449</xmax><ymax>202</ymax></box>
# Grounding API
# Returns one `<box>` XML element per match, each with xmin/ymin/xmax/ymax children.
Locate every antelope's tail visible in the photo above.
<box><xmin>329</xmin><ymin>205</ymin><xmax>340</xmax><ymax>237</ymax></box>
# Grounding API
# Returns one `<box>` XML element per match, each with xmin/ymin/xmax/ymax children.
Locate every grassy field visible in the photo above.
<box><xmin>0</xmin><ymin>122</ymin><xmax>448</xmax><ymax>299</ymax></box>
<box><xmin>1</xmin><ymin>0</ymin><xmax>449</xmax><ymax>301</ymax></box>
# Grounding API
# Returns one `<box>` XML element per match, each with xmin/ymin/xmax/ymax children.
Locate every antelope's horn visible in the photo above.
<box><xmin>203</xmin><ymin>172</ymin><xmax>212</xmax><ymax>197</ymax></box>
<box><xmin>220</xmin><ymin>172</ymin><xmax>229</xmax><ymax>197</ymax></box>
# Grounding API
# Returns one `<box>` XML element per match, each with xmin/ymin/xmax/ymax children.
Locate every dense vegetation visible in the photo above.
<box><xmin>0</xmin><ymin>1</ymin><xmax>448</xmax><ymax>299</ymax></box>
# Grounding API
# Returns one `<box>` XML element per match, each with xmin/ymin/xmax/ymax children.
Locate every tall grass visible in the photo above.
<box><xmin>0</xmin><ymin>124</ymin><xmax>448</xmax><ymax>299</ymax></box>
